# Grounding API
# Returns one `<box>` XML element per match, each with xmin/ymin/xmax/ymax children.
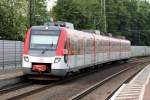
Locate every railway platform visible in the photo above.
<box><xmin>0</xmin><ymin>68</ymin><xmax>24</xmax><ymax>80</ymax></box>
<box><xmin>110</xmin><ymin>64</ymin><xmax>150</xmax><ymax>100</ymax></box>
<box><xmin>0</xmin><ymin>68</ymin><xmax>24</xmax><ymax>88</ymax></box>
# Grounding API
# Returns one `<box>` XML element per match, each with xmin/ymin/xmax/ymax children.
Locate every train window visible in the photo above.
<box><xmin>30</xmin><ymin>30</ymin><xmax>60</xmax><ymax>50</ymax></box>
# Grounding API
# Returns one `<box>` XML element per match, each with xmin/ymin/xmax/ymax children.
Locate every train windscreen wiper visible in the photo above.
<box><xmin>41</xmin><ymin>48</ymin><xmax>49</xmax><ymax>54</ymax></box>
<box><xmin>41</xmin><ymin>41</ymin><xmax>55</xmax><ymax>54</ymax></box>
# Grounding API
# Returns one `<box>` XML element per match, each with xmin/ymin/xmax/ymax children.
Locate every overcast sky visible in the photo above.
<box><xmin>46</xmin><ymin>0</ymin><xmax>150</xmax><ymax>11</ymax></box>
<box><xmin>47</xmin><ymin>0</ymin><xmax>57</xmax><ymax>11</ymax></box>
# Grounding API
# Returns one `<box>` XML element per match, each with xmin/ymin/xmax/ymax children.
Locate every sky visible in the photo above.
<box><xmin>47</xmin><ymin>0</ymin><xmax>57</xmax><ymax>11</ymax></box>
<box><xmin>46</xmin><ymin>0</ymin><xmax>150</xmax><ymax>11</ymax></box>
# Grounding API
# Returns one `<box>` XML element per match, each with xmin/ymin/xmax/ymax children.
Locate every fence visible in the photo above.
<box><xmin>0</xmin><ymin>40</ymin><xmax>150</xmax><ymax>70</ymax></box>
<box><xmin>0</xmin><ymin>40</ymin><xmax>23</xmax><ymax>69</ymax></box>
<box><xmin>131</xmin><ymin>46</ymin><xmax>150</xmax><ymax>57</ymax></box>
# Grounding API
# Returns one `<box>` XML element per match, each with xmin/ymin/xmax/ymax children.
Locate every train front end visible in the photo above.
<box><xmin>22</xmin><ymin>26</ymin><xmax>68</xmax><ymax>79</ymax></box>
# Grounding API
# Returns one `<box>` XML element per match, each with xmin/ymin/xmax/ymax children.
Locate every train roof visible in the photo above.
<box><xmin>31</xmin><ymin>26</ymin><xmax>60</xmax><ymax>31</ymax></box>
<box><xmin>30</xmin><ymin>26</ymin><xmax>130</xmax><ymax>43</ymax></box>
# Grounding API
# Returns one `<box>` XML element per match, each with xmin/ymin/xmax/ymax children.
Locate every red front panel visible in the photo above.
<box><xmin>56</xmin><ymin>28</ymin><xmax>67</xmax><ymax>56</ymax></box>
<box><xmin>24</xmin><ymin>28</ymin><xmax>31</xmax><ymax>55</ymax></box>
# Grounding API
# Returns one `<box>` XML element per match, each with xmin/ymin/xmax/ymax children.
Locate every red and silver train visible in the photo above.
<box><xmin>22</xmin><ymin>26</ymin><xmax>131</xmax><ymax>78</ymax></box>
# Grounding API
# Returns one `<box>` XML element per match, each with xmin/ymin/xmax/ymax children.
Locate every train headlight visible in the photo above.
<box><xmin>24</xmin><ymin>56</ymin><xmax>29</xmax><ymax>62</ymax></box>
<box><xmin>54</xmin><ymin>58</ymin><xmax>61</xmax><ymax>63</ymax></box>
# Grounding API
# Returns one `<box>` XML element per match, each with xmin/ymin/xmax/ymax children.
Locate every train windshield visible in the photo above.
<box><xmin>30</xmin><ymin>30</ymin><xmax>60</xmax><ymax>50</ymax></box>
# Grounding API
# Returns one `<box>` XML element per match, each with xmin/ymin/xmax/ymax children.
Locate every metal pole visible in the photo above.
<box><xmin>2</xmin><ymin>40</ymin><xmax>4</xmax><ymax>69</ymax></box>
<box><xmin>101</xmin><ymin>0</ymin><xmax>103</xmax><ymax>15</ymax></box>
<box><xmin>20</xmin><ymin>42</ymin><xmax>22</xmax><ymax>68</ymax></box>
<box><xmin>15</xmin><ymin>40</ymin><xmax>16</xmax><ymax>68</ymax></box>
<box><xmin>99</xmin><ymin>0</ymin><xmax>103</xmax><ymax>31</ymax></box>
<box><xmin>103</xmin><ymin>0</ymin><xmax>107</xmax><ymax>32</ymax></box>
<box><xmin>29</xmin><ymin>0</ymin><xmax>32</xmax><ymax>27</ymax></box>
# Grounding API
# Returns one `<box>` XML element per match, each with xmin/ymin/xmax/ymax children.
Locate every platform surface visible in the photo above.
<box><xmin>0</xmin><ymin>68</ymin><xmax>24</xmax><ymax>80</ymax></box>
<box><xmin>110</xmin><ymin>64</ymin><xmax>150</xmax><ymax>100</ymax></box>
<box><xmin>143</xmin><ymin>80</ymin><xmax>150</xmax><ymax>100</ymax></box>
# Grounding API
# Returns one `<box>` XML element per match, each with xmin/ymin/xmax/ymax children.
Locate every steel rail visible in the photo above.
<box><xmin>7</xmin><ymin>66</ymin><xmax>103</xmax><ymax>100</ymax></box>
<box><xmin>7</xmin><ymin>59</ymin><xmax>150</xmax><ymax>100</ymax></box>
<box><xmin>105</xmin><ymin>65</ymin><xmax>145</xmax><ymax>100</ymax></box>
<box><xmin>0</xmin><ymin>82</ymin><xmax>32</xmax><ymax>95</ymax></box>
<box><xmin>70</xmin><ymin>62</ymin><xmax>149</xmax><ymax>100</ymax></box>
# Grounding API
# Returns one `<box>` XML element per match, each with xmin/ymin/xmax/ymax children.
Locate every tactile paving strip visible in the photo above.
<box><xmin>130</xmin><ymin>65</ymin><xmax>150</xmax><ymax>85</ymax></box>
<box><xmin>110</xmin><ymin>64</ymin><xmax>150</xmax><ymax>100</ymax></box>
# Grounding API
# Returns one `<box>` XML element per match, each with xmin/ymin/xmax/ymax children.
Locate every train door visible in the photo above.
<box><xmin>95</xmin><ymin>38</ymin><xmax>99</xmax><ymax>64</ymax></box>
<box><xmin>84</xmin><ymin>38</ymin><xmax>89</xmax><ymax>66</ymax></box>
<box><xmin>64</xmin><ymin>37</ymin><xmax>70</xmax><ymax>71</ymax></box>
<box><xmin>67</xmin><ymin>36</ymin><xmax>76</xmax><ymax>70</ymax></box>
<box><xmin>82</xmin><ymin>39</ymin><xmax>85</xmax><ymax>67</ymax></box>
<box><xmin>103</xmin><ymin>39</ymin><xmax>107</xmax><ymax>62</ymax></box>
<box><xmin>75</xmin><ymin>37</ymin><xmax>81</xmax><ymax>67</ymax></box>
<box><xmin>89</xmin><ymin>38</ymin><xmax>92</xmax><ymax>65</ymax></box>
<box><xmin>92</xmin><ymin>35</ymin><xmax>96</xmax><ymax>65</ymax></box>
<box><xmin>119</xmin><ymin>39</ymin><xmax>121</xmax><ymax>59</ymax></box>
<box><xmin>99</xmin><ymin>37</ymin><xmax>104</xmax><ymax>63</ymax></box>
<box><xmin>83</xmin><ymin>38</ymin><xmax>85</xmax><ymax>67</ymax></box>
<box><xmin>107</xmin><ymin>38</ymin><xmax>110</xmax><ymax>61</ymax></box>
<box><xmin>101</xmin><ymin>38</ymin><xmax>104</xmax><ymax>62</ymax></box>
<box><xmin>72</xmin><ymin>36</ymin><xmax>78</xmax><ymax>70</ymax></box>
<box><xmin>77</xmin><ymin>38</ymin><xmax>84</xmax><ymax>68</ymax></box>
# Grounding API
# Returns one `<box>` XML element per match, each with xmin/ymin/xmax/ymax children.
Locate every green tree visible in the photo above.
<box><xmin>53</xmin><ymin>0</ymin><xmax>150</xmax><ymax>45</ymax></box>
<box><xmin>53</xmin><ymin>0</ymin><xmax>86</xmax><ymax>29</ymax></box>
<box><xmin>30</xmin><ymin>0</ymin><xmax>49</xmax><ymax>26</ymax></box>
<box><xmin>0</xmin><ymin>0</ymin><xmax>49</xmax><ymax>40</ymax></box>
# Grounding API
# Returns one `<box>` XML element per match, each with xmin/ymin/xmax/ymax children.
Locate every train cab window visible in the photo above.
<box><xmin>30</xmin><ymin>30</ymin><xmax>60</xmax><ymax>50</ymax></box>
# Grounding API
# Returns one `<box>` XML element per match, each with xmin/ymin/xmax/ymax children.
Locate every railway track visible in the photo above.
<box><xmin>0</xmin><ymin>82</ymin><xmax>32</xmax><ymax>95</ymax></box>
<box><xmin>70</xmin><ymin>62</ymin><xmax>147</xmax><ymax>100</ymax></box>
<box><xmin>6</xmin><ymin>67</ymin><xmax>104</xmax><ymax>100</ymax></box>
<box><xmin>0</xmin><ymin>57</ymin><xmax>149</xmax><ymax>100</ymax></box>
<box><xmin>0</xmin><ymin>65</ymin><xmax>106</xmax><ymax>100</ymax></box>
